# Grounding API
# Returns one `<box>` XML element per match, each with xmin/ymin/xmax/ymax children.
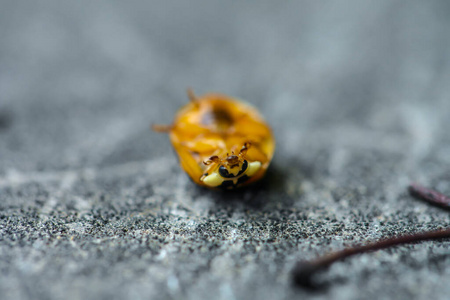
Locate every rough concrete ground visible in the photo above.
<box><xmin>1</xmin><ymin>1</ymin><xmax>450</xmax><ymax>299</ymax></box>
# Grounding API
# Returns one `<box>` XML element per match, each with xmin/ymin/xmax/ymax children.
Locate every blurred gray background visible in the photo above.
<box><xmin>1</xmin><ymin>1</ymin><xmax>449</xmax><ymax>299</ymax></box>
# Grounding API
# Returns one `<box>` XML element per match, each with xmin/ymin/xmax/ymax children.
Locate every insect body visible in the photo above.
<box><xmin>153</xmin><ymin>90</ymin><xmax>275</xmax><ymax>189</ymax></box>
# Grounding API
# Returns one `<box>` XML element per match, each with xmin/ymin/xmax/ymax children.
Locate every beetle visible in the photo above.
<box><xmin>153</xmin><ymin>90</ymin><xmax>275</xmax><ymax>189</ymax></box>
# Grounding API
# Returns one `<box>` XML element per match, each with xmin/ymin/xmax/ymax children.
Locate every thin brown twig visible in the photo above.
<box><xmin>408</xmin><ymin>183</ymin><xmax>450</xmax><ymax>210</ymax></box>
<box><xmin>292</xmin><ymin>227</ymin><xmax>450</xmax><ymax>288</ymax></box>
<box><xmin>292</xmin><ymin>183</ymin><xmax>450</xmax><ymax>288</ymax></box>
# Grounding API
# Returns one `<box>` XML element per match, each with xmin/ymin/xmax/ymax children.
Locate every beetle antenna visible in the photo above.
<box><xmin>187</xmin><ymin>88</ymin><xmax>198</xmax><ymax>104</ymax></box>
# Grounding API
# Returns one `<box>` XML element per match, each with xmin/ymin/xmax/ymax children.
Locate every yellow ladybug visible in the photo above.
<box><xmin>153</xmin><ymin>90</ymin><xmax>275</xmax><ymax>189</ymax></box>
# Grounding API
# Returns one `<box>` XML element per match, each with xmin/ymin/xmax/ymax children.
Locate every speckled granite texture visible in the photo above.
<box><xmin>1</xmin><ymin>1</ymin><xmax>450</xmax><ymax>299</ymax></box>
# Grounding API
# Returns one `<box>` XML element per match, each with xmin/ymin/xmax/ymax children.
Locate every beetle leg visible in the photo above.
<box><xmin>151</xmin><ymin>124</ymin><xmax>173</xmax><ymax>133</ymax></box>
<box><xmin>239</xmin><ymin>142</ymin><xmax>251</xmax><ymax>157</ymax></box>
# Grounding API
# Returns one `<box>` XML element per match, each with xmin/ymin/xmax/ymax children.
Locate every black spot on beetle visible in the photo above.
<box><xmin>237</xmin><ymin>175</ymin><xmax>249</xmax><ymax>185</ymax></box>
<box><xmin>219</xmin><ymin>165</ymin><xmax>230</xmax><ymax>177</ymax></box>
<box><xmin>219</xmin><ymin>180</ymin><xmax>235</xmax><ymax>189</ymax></box>
<box><xmin>240</xmin><ymin>160</ymin><xmax>248</xmax><ymax>174</ymax></box>
<box><xmin>219</xmin><ymin>160</ymin><xmax>248</xmax><ymax>179</ymax></box>
<box><xmin>201</xmin><ymin>108</ymin><xmax>234</xmax><ymax>129</ymax></box>
<box><xmin>218</xmin><ymin>175</ymin><xmax>250</xmax><ymax>190</ymax></box>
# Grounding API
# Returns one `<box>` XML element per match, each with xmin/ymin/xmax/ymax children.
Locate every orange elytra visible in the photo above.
<box><xmin>153</xmin><ymin>90</ymin><xmax>275</xmax><ymax>189</ymax></box>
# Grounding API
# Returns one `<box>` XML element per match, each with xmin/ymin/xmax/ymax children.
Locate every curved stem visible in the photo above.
<box><xmin>292</xmin><ymin>228</ymin><xmax>450</xmax><ymax>288</ymax></box>
<box><xmin>409</xmin><ymin>183</ymin><xmax>450</xmax><ymax>210</ymax></box>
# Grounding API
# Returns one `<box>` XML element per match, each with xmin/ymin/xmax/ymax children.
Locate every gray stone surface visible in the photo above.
<box><xmin>1</xmin><ymin>1</ymin><xmax>450</xmax><ymax>299</ymax></box>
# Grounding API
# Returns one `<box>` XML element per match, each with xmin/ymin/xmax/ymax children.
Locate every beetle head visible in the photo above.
<box><xmin>200</xmin><ymin>143</ymin><xmax>261</xmax><ymax>189</ymax></box>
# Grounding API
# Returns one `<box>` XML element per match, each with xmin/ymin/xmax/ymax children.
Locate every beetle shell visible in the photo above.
<box><xmin>154</xmin><ymin>91</ymin><xmax>275</xmax><ymax>189</ymax></box>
